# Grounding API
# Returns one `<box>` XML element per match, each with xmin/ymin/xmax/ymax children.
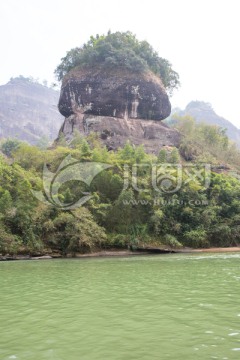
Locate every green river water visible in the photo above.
<box><xmin>0</xmin><ymin>253</ymin><xmax>240</xmax><ymax>360</ymax></box>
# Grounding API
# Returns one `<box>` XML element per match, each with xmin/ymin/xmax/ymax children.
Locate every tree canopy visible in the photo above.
<box><xmin>55</xmin><ymin>31</ymin><xmax>180</xmax><ymax>95</ymax></box>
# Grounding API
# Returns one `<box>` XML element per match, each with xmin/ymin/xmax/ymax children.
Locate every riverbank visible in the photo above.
<box><xmin>1</xmin><ymin>247</ymin><xmax>240</xmax><ymax>261</ymax></box>
<box><xmin>73</xmin><ymin>247</ymin><xmax>240</xmax><ymax>257</ymax></box>
<box><xmin>187</xmin><ymin>246</ymin><xmax>240</xmax><ymax>253</ymax></box>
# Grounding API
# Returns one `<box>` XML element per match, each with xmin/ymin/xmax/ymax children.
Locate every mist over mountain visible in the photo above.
<box><xmin>0</xmin><ymin>76</ymin><xmax>63</xmax><ymax>145</ymax></box>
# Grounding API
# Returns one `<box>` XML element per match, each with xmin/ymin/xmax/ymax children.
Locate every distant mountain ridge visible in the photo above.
<box><xmin>171</xmin><ymin>101</ymin><xmax>240</xmax><ymax>147</ymax></box>
<box><xmin>0</xmin><ymin>76</ymin><xmax>63</xmax><ymax>144</ymax></box>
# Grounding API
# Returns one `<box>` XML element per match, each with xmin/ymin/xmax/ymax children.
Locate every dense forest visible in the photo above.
<box><xmin>1</xmin><ymin>116</ymin><xmax>240</xmax><ymax>257</ymax></box>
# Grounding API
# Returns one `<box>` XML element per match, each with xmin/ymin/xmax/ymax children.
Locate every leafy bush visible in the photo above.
<box><xmin>183</xmin><ymin>229</ymin><xmax>210</xmax><ymax>248</ymax></box>
<box><xmin>163</xmin><ymin>234</ymin><xmax>183</xmax><ymax>248</ymax></box>
<box><xmin>105</xmin><ymin>234</ymin><xmax>130</xmax><ymax>249</ymax></box>
<box><xmin>0</xmin><ymin>226</ymin><xmax>21</xmax><ymax>255</ymax></box>
<box><xmin>55</xmin><ymin>31</ymin><xmax>180</xmax><ymax>94</ymax></box>
<box><xmin>43</xmin><ymin>208</ymin><xmax>106</xmax><ymax>256</ymax></box>
<box><xmin>1</xmin><ymin>139</ymin><xmax>21</xmax><ymax>157</ymax></box>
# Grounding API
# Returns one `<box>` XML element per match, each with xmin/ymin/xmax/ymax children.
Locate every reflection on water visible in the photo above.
<box><xmin>0</xmin><ymin>253</ymin><xmax>240</xmax><ymax>360</ymax></box>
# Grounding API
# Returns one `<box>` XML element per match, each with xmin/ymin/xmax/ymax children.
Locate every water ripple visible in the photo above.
<box><xmin>0</xmin><ymin>254</ymin><xmax>240</xmax><ymax>360</ymax></box>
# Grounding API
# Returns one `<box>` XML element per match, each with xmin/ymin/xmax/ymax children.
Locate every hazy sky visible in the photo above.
<box><xmin>1</xmin><ymin>0</ymin><xmax>239</xmax><ymax>126</ymax></box>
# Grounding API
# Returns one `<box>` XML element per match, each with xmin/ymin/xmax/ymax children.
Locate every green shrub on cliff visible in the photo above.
<box><xmin>55</xmin><ymin>31</ymin><xmax>180</xmax><ymax>94</ymax></box>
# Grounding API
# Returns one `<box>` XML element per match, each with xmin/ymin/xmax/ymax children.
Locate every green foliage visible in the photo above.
<box><xmin>117</xmin><ymin>142</ymin><xmax>135</xmax><ymax>163</ymax></box>
<box><xmin>81</xmin><ymin>139</ymin><xmax>92</xmax><ymax>159</ymax></box>
<box><xmin>158</xmin><ymin>149</ymin><xmax>167</xmax><ymax>163</ymax></box>
<box><xmin>12</xmin><ymin>143</ymin><xmax>46</xmax><ymax>170</ymax></box>
<box><xmin>171</xmin><ymin>115</ymin><xmax>240</xmax><ymax>167</ymax></box>
<box><xmin>163</xmin><ymin>234</ymin><xmax>183</xmax><ymax>248</ymax></box>
<box><xmin>0</xmin><ymin>226</ymin><xmax>20</xmax><ymax>255</ymax></box>
<box><xmin>105</xmin><ymin>233</ymin><xmax>130</xmax><ymax>249</ymax></box>
<box><xmin>1</xmin><ymin>131</ymin><xmax>240</xmax><ymax>256</ymax></box>
<box><xmin>169</xmin><ymin>147</ymin><xmax>180</xmax><ymax>164</ymax></box>
<box><xmin>55</xmin><ymin>31</ymin><xmax>180</xmax><ymax>94</ymax></box>
<box><xmin>0</xmin><ymin>190</ymin><xmax>13</xmax><ymax>214</ymax></box>
<box><xmin>91</xmin><ymin>171</ymin><xmax>123</xmax><ymax>202</ymax></box>
<box><xmin>107</xmin><ymin>189</ymin><xmax>135</xmax><ymax>233</ymax></box>
<box><xmin>44</xmin><ymin>208</ymin><xmax>106</xmax><ymax>256</ymax></box>
<box><xmin>183</xmin><ymin>229</ymin><xmax>209</xmax><ymax>248</ymax></box>
<box><xmin>1</xmin><ymin>139</ymin><xmax>21</xmax><ymax>157</ymax></box>
<box><xmin>157</xmin><ymin>147</ymin><xmax>180</xmax><ymax>164</ymax></box>
<box><xmin>117</xmin><ymin>141</ymin><xmax>153</xmax><ymax>165</ymax></box>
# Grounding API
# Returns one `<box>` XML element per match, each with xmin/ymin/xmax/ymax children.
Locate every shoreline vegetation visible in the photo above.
<box><xmin>1</xmin><ymin>133</ymin><xmax>240</xmax><ymax>256</ymax></box>
<box><xmin>1</xmin><ymin>247</ymin><xmax>240</xmax><ymax>261</ymax></box>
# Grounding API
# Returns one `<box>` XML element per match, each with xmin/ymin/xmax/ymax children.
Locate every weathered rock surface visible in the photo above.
<box><xmin>59</xmin><ymin>114</ymin><xmax>180</xmax><ymax>153</ymax></box>
<box><xmin>58</xmin><ymin>67</ymin><xmax>171</xmax><ymax>120</ymax></box>
<box><xmin>57</xmin><ymin>67</ymin><xmax>179</xmax><ymax>153</ymax></box>
<box><xmin>0</xmin><ymin>77</ymin><xmax>64</xmax><ymax>144</ymax></box>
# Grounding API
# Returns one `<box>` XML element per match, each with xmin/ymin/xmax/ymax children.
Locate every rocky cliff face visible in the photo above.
<box><xmin>0</xmin><ymin>77</ymin><xmax>64</xmax><ymax>144</ymax></box>
<box><xmin>59</xmin><ymin>68</ymin><xmax>171</xmax><ymax>120</ymax></box>
<box><xmin>60</xmin><ymin>114</ymin><xmax>180</xmax><ymax>152</ymax></box>
<box><xmin>57</xmin><ymin>68</ymin><xmax>180</xmax><ymax>153</ymax></box>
